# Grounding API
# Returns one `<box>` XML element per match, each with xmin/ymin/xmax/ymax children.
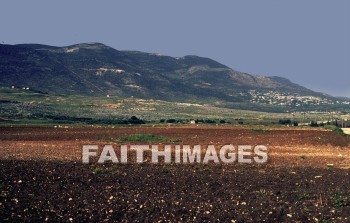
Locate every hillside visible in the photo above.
<box><xmin>0</xmin><ymin>43</ymin><xmax>349</xmax><ymax>112</ymax></box>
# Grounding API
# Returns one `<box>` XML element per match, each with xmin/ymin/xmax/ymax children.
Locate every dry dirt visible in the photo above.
<box><xmin>342</xmin><ymin>128</ymin><xmax>350</xmax><ymax>135</ymax></box>
<box><xmin>1</xmin><ymin>126</ymin><xmax>350</xmax><ymax>222</ymax></box>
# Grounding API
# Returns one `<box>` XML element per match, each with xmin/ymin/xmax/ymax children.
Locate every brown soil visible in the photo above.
<box><xmin>0</xmin><ymin>126</ymin><xmax>350</xmax><ymax>222</ymax></box>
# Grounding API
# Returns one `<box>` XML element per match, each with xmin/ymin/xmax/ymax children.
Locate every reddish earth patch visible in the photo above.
<box><xmin>0</xmin><ymin>126</ymin><xmax>350</xmax><ymax>222</ymax></box>
<box><xmin>1</xmin><ymin>126</ymin><xmax>349</xmax><ymax>168</ymax></box>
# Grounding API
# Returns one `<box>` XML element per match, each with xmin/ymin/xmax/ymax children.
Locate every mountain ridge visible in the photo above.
<box><xmin>0</xmin><ymin>43</ymin><xmax>348</xmax><ymax>111</ymax></box>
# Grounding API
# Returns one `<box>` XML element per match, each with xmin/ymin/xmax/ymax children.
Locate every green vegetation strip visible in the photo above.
<box><xmin>324</xmin><ymin>125</ymin><xmax>347</xmax><ymax>136</ymax></box>
<box><xmin>120</xmin><ymin>134</ymin><xmax>181</xmax><ymax>143</ymax></box>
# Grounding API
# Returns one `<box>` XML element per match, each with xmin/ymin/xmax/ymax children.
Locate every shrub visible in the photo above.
<box><xmin>279</xmin><ymin>119</ymin><xmax>291</xmax><ymax>125</ymax></box>
<box><xmin>161</xmin><ymin>167</ymin><xmax>169</xmax><ymax>174</ymax></box>
<box><xmin>310</xmin><ymin>121</ymin><xmax>319</xmax><ymax>127</ymax></box>
<box><xmin>166</xmin><ymin>119</ymin><xmax>177</xmax><ymax>123</ymax></box>
<box><xmin>128</xmin><ymin>116</ymin><xmax>145</xmax><ymax>124</ymax></box>
<box><xmin>333</xmin><ymin>127</ymin><xmax>346</xmax><ymax>136</ymax></box>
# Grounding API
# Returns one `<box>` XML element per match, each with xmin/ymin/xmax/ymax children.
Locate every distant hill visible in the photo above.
<box><xmin>0</xmin><ymin>43</ymin><xmax>348</xmax><ymax>111</ymax></box>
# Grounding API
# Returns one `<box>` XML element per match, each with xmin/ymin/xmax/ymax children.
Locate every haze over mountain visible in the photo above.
<box><xmin>0</xmin><ymin>43</ymin><xmax>349</xmax><ymax>111</ymax></box>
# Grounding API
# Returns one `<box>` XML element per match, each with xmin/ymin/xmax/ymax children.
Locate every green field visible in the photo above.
<box><xmin>1</xmin><ymin>87</ymin><xmax>349</xmax><ymax>126</ymax></box>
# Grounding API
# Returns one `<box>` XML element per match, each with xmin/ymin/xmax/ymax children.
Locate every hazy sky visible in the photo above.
<box><xmin>1</xmin><ymin>0</ymin><xmax>349</xmax><ymax>97</ymax></box>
